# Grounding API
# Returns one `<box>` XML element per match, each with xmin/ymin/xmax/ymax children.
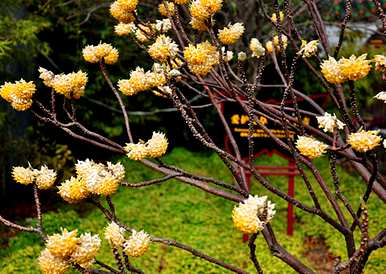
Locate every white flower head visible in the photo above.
<box><xmin>374</xmin><ymin>91</ymin><xmax>386</xmax><ymax>103</ymax></box>
<box><xmin>316</xmin><ymin>112</ymin><xmax>345</xmax><ymax>133</ymax></box>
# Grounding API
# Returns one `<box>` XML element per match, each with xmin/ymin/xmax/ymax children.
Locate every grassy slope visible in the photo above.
<box><xmin>0</xmin><ymin>147</ymin><xmax>385</xmax><ymax>273</ymax></box>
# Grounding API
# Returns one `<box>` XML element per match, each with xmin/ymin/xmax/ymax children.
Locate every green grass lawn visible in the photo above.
<box><xmin>0</xmin><ymin>147</ymin><xmax>385</xmax><ymax>273</ymax></box>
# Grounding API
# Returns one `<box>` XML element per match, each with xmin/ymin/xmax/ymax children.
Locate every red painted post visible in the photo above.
<box><xmin>287</xmin><ymin>160</ymin><xmax>296</xmax><ymax>236</ymax></box>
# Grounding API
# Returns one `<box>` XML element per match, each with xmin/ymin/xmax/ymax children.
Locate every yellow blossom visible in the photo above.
<box><xmin>110</xmin><ymin>0</ymin><xmax>137</xmax><ymax>23</ymax></box>
<box><xmin>265</xmin><ymin>41</ymin><xmax>274</xmax><ymax>54</ymax></box>
<box><xmin>270</xmin><ymin>11</ymin><xmax>284</xmax><ymax>24</ymax></box>
<box><xmin>35</xmin><ymin>165</ymin><xmax>57</xmax><ymax>190</ymax></box>
<box><xmin>46</xmin><ymin>229</ymin><xmax>79</xmax><ymax>259</ymax></box>
<box><xmin>12</xmin><ymin>166</ymin><xmax>35</xmax><ymax>185</ymax></box>
<box><xmin>123</xmin><ymin>230</ymin><xmax>150</xmax><ymax>257</ymax></box>
<box><xmin>190</xmin><ymin>18</ymin><xmax>207</xmax><ymax>31</ymax></box>
<box><xmin>339</xmin><ymin>54</ymin><xmax>371</xmax><ymax>81</ymax></box>
<box><xmin>232</xmin><ymin>195</ymin><xmax>276</xmax><ymax>234</ymax></box>
<box><xmin>249</xmin><ymin>38</ymin><xmax>265</xmax><ymax>58</ymax></box>
<box><xmin>114</xmin><ymin>22</ymin><xmax>135</xmax><ymax>36</ymax></box>
<box><xmin>183</xmin><ymin>41</ymin><xmax>219</xmax><ymax>76</ymax></box>
<box><xmin>190</xmin><ymin>0</ymin><xmax>223</xmax><ymax>21</ymax></box>
<box><xmin>155</xmin><ymin>19</ymin><xmax>172</xmax><ymax>33</ymax></box>
<box><xmin>148</xmin><ymin>35</ymin><xmax>179</xmax><ymax>62</ymax></box>
<box><xmin>272</xmin><ymin>35</ymin><xmax>288</xmax><ymax>52</ymax></box>
<box><xmin>38</xmin><ymin>249</ymin><xmax>69</xmax><ymax>274</ymax></box>
<box><xmin>47</xmin><ymin>70</ymin><xmax>88</xmax><ymax>99</ymax></box>
<box><xmin>297</xmin><ymin>40</ymin><xmax>318</xmax><ymax>58</ymax></box>
<box><xmin>296</xmin><ymin>136</ymin><xmax>328</xmax><ymax>159</ymax></box>
<box><xmin>218</xmin><ymin>23</ymin><xmax>245</xmax><ymax>45</ymax></box>
<box><xmin>373</xmin><ymin>55</ymin><xmax>386</xmax><ymax>72</ymax></box>
<box><xmin>159</xmin><ymin>2</ymin><xmax>175</xmax><ymax>17</ymax></box>
<box><xmin>70</xmin><ymin>233</ymin><xmax>101</xmax><ymax>266</ymax></box>
<box><xmin>0</xmin><ymin>79</ymin><xmax>35</xmax><ymax>111</ymax></box>
<box><xmin>146</xmin><ymin>132</ymin><xmax>169</xmax><ymax>157</ymax></box>
<box><xmin>58</xmin><ymin>176</ymin><xmax>90</xmax><ymax>203</ymax></box>
<box><xmin>134</xmin><ymin>24</ymin><xmax>154</xmax><ymax>43</ymax></box>
<box><xmin>125</xmin><ymin>143</ymin><xmax>148</xmax><ymax>160</ymax></box>
<box><xmin>238</xmin><ymin>51</ymin><xmax>247</xmax><ymax>61</ymax></box>
<box><xmin>374</xmin><ymin>91</ymin><xmax>386</xmax><ymax>103</ymax></box>
<box><xmin>347</xmin><ymin>130</ymin><xmax>381</xmax><ymax>152</ymax></box>
<box><xmin>104</xmin><ymin>222</ymin><xmax>126</xmax><ymax>247</ymax></box>
<box><xmin>82</xmin><ymin>43</ymin><xmax>119</xmax><ymax>65</ymax></box>
<box><xmin>320</xmin><ymin>56</ymin><xmax>345</xmax><ymax>84</ymax></box>
<box><xmin>316</xmin><ymin>112</ymin><xmax>345</xmax><ymax>133</ymax></box>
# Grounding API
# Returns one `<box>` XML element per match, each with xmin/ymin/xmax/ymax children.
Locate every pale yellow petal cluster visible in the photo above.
<box><xmin>114</xmin><ymin>22</ymin><xmax>136</xmax><ymax>36</ymax></box>
<box><xmin>320</xmin><ymin>56</ymin><xmax>346</xmax><ymax>84</ymax></box>
<box><xmin>249</xmin><ymin>38</ymin><xmax>265</xmax><ymax>58</ymax></box>
<box><xmin>190</xmin><ymin>18</ymin><xmax>208</xmax><ymax>31</ymax></box>
<box><xmin>155</xmin><ymin>19</ymin><xmax>172</xmax><ymax>33</ymax></box>
<box><xmin>58</xmin><ymin>176</ymin><xmax>89</xmax><ymax>204</ymax></box>
<box><xmin>110</xmin><ymin>0</ymin><xmax>137</xmax><ymax>23</ymax></box>
<box><xmin>268</xmin><ymin>35</ymin><xmax>288</xmax><ymax>53</ymax></box>
<box><xmin>35</xmin><ymin>165</ymin><xmax>57</xmax><ymax>190</ymax></box>
<box><xmin>270</xmin><ymin>11</ymin><xmax>284</xmax><ymax>24</ymax></box>
<box><xmin>238</xmin><ymin>51</ymin><xmax>247</xmax><ymax>61</ymax></box>
<box><xmin>83</xmin><ymin>43</ymin><xmax>119</xmax><ymax>65</ymax></box>
<box><xmin>232</xmin><ymin>195</ymin><xmax>276</xmax><ymax>234</ymax></box>
<box><xmin>159</xmin><ymin>2</ymin><xmax>175</xmax><ymax>17</ymax></box>
<box><xmin>374</xmin><ymin>91</ymin><xmax>386</xmax><ymax>103</ymax></box>
<box><xmin>218</xmin><ymin>23</ymin><xmax>245</xmax><ymax>45</ymax></box>
<box><xmin>104</xmin><ymin>222</ymin><xmax>126</xmax><ymax>247</ymax></box>
<box><xmin>118</xmin><ymin>67</ymin><xmax>167</xmax><ymax>96</ymax></box>
<box><xmin>339</xmin><ymin>54</ymin><xmax>371</xmax><ymax>81</ymax></box>
<box><xmin>183</xmin><ymin>41</ymin><xmax>219</xmax><ymax>76</ymax></box>
<box><xmin>347</xmin><ymin>130</ymin><xmax>381</xmax><ymax>152</ymax></box>
<box><xmin>0</xmin><ymin>79</ymin><xmax>36</xmax><ymax>111</ymax></box>
<box><xmin>70</xmin><ymin>233</ymin><xmax>101</xmax><ymax>266</ymax></box>
<box><xmin>316</xmin><ymin>112</ymin><xmax>345</xmax><ymax>133</ymax></box>
<box><xmin>38</xmin><ymin>248</ymin><xmax>69</xmax><ymax>274</ymax></box>
<box><xmin>46</xmin><ymin>229</ymin><xmax>79</xmax><ymax>259</ymax></box>
<box><xmin>39</xmin><ymin>68</ymin><xmax>88</xmax><ymax>99</ymax></box>
<box><xmin>296</xmin><ymin>136</ymin><xmax>328</xmax><ymax>159</ymax></box>
<box><xmin>297</xmin><ymin>40</ymin><xmax>318</xmax><ymax>58</ymax></box>
<box><xmin>373</xmin><ymin>55</ymin><xmax>386</xmax><ymax>72</ymax></box>
<box><xmin>12</xmin><ymin>166</ymin><xmax>35</xmax><ymax>185</ymax></box>
<box><xmin>125</xmin><ymin>132</ymin><xmax>168</xmax><ymax>160</ymax></box>
<box><xmin>148</xmin><ymin>35</ymin><xmax>179</xmax><ymax>62</ymax></box>
<box><xmin>190</xmin><ymin>0</ymin><xmax>223</xmax><ymax>21</ymax></box>
<box><xmin>123</xmin><ymin>230</ymin><xmax>151</xmax><ymax>257</ymax></box>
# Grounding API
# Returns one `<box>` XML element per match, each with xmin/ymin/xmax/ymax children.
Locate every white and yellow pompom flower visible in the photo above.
<box><xmin>35</xmin><ymin>165</ymin><xmax>57</xmax><ymax>190</ymax></box>
<box><xmin>46</xmin><ymin>229</ymin><xmax>79</xmax><ymax>259</ymax></box>
<box><xmin>58</xmin><ymin>176</ymin><xmax>90</xmax><ymax>204</ymax></box>
<box><xmin>373</xmin><ymin>54</ymin><xmax>386</xmax><ymax>72</ymax></box>
<box><xmin>148</xmin><ymin>35</ymin><xmax>179</xmax><ymax>62</ymax></box>
<box><xmin>320</xmin><ymin>56</ymin><xmax>345</xmax><ymax>84</ymax></box>
<box><xmin>38</xmin><ymin>67</ymin><xmax>55</xmax><ymax>87</ymax></box>
<box><xmin>232</xmin><ymin>195</ymin><xmax>276</xmax><ymax>234</ymax></box>
<box><xmin>190</xmin><ymin>0</ymin><xmax>223</xmax><ymax>21</ymax></box>
<box><xmin>155</xmin><ymin>19</ymin><xmax>172</xmax><ymax>33</ymax></box>
<box><xmin>249</xmin><ymin>38</ymin><xmax>265</xmax><ymax>58</ymax></box>
<box><xmin>316</xmin><ymin>112</ymin><xmax>345</xmax><ymax>133</ymax></box>
<box><xmin>70</xmin><ymin>233</ymin><xmax>101</xmax><ymax>266</ymax></box>
<box><xmin>190</xmin><ymin>18</ymin><xmax>207</xmax><ymax>31</ymax></box>
<box><xmin>114</xmin><ymin>22</ymin><xmax>135</xmax><ymax>36</ymax></box>
<box><xmin>265</xmin><ymin>41</ymin><xmax>274</xmax><ymax>54</ymax></box>
<box><xmin>374</xmin><ymin>91</ymin><xmax>386</xmax><ymax>103</ymax></box>
<box><xmin>123</xmin><ymin>230</ymin><xmax>151</xmax><ymax>257</ymax></box>
<box><xmin>105</xmin><ymin>222</ymin><xmax>126</xmax><ymax>247</ymax></box>
<box><xmin>218</xmin><ymin>23</ymin><xmax>245</xmax><ymax>45</ymax></box>
<box><xmin>159</xmin><ymin>2</ymin><xmax>175</xmax><ymax>17</ymax></box>
<box><xmin>296</xmin><ymin>136</ymin><xmax>328</xmax><ymax>159</ymax></box>
<box><xmin>110</xmin><ymin>0</ymin><xmax>137</xmax><ymax>23</ymax></box>
<box><xmin>297</xmin><ymin>40</ymin><xmax>318</xmax><ymax>58</ymax></box>
<box><xmin>146</xmin><ymin>132</ymin><xmax>169</xmax><ymax>158</ymax></box>
<box><xmin>125</xmin><ymin>143</ymin><xmax>149</xmax><ymax>160</ymax></box>
<box><xmin>272</xmin><ymin>35</ymin><xmax>288</xmax><ymax>52</ymax></box>
<box><xmin>238</xmin><ymin>51</ymin><xmax>247</xmax><ymax>61</ymax></box>
<box><xmin>339</xmin><ymin>54</ymin><xmax>371</xmax><ymax>81</ymax></box>
<box><xmin>83</xmin><ymin>43</ymin><xmax>119</xmax><ymax>65</ymax></box>
<box><xmin>12</xmin><ymin>166</ymin><xmax>35</xmax><ymax>185</ymax></box>
<box><xmin>347</xmin><ymin>130</ymin><xmax>381</xmax><ymax>152</ymax></box>
<box><xmin>38</xmin><ymin>248</ymin><xmax>69</xmax><ymax>274</ymax></box>
<box><xmin>0</xmin><ymin>79</ymin><xmax>36</xmax><ymax>111</ymax></box>
<box><xmin>270</xmin><ymin>11</ymin><xmax>284</xmax><ymax>24</ymax></box>
<box><xmin>183</xmin><ymin>41</ymin><xmax>219</xmax><ymax>76</ymax></box>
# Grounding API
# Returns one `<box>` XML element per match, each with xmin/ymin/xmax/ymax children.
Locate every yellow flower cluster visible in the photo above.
<box><xmin>270</xmin><ymin>11</ymin><xmax>284</xmax><ymax>24</ymax></box>
<box><xmin>12</xmin><ymin>165</ymin><xmax>57</xmax><ymax>189</ymax></box>
<box><xmin>316</xmin><ymin>112</ymin><xmax>345</xmax><ymax>133</ymax></box>
<box><xmin>232</xmin><ymin>195</ymin><xmax>276</xmax><ymax>234</ymax></box>
<box><xmin>190</xmin><ymin>0</ymin><xmax>223</xmax><ymax>21</ymax></box>
<box><xmin>321</xmin><ymin>54</ymin><xmax>371</xmax><ymax>84</ymax></box>
<box><xmin>249</xmin><ymin>38</ymin><xmax>265</xmax><ymax>58</ymax></box>
<box><xmin>123</xmin><ymin>230</ymin><xmax>151</xmax><ymax>257</ymax></box>
<box><xmin>159</xmin><ymin>2</ymin><xmax>175</xmax><ymax>17</ymax></box>
<box><xmin>125</xmin><ymin>132</ymin><xmax>169</xmax><ymax>160</ymax></box>
<box><xmin>110</xmin><ymin>0</ymin><xmax>138</xmax><ymax>23</ymax></box>
<box><xmin>39</xmin><ymin>229</ymin><xmax>100</xmax><ymax>273</ymax></box>
<box><xmin>190</xmin><ymin>18</ymin><xmax>208</xmax><ymax>31</ymax></box>
<box><xmin>155</xmin><ymin>19</ymin><xmax>172</xmax><ymax>33</ymax></box>
<box><xmin>118</xmin><ymin>67</ymin><xmax>167</xmax><ymax>96</ymax></box>
<box><xmin>347</xmin><ymin>130</ymin><xmax>381</xmax><ymax>152</ymax></box>
<box><xmin>148</xmin><ymin>35</ymin><xmax>179</xmax><ymax>62</ymax></box>
<box><xmin>218</xmin><ymin>23</ymin><xmax>245</xmax><ymax>45</ymax></box>
<box><xmin>183</xmin><ymin>41</ymin><xmax>219</xmax><ymax>76</ymax></box>
<box><xmin>297</xmin><ymin>40</ymin><xmax>318</xmax><ymax>58</ymax></box>
<box><xmin>58</xmin><ymin>160</ymin><xmax>125</xmax><ymax>203</ymax></box>
<box><xmin>39</xmin><ymin>67</ymin><xmax>88</xmax><ymax>99</ymax></box>
<box><xmin>374</xmin><ymin>91</ymin><xmax>386</xmax><ymax>103</ymax></box>
<box><xmin>374</xmin><ymin>55</ymin><xmax>386</xmax><ymax>72</ymax></box>
<box><xmin>104</xmin><ymin>222</ymin><xmax>126</xmax><ymax>247</ymax></box>
<box><xmin>114</xmin><ymin>22</ymin><xmax>136</xmax><ymax>36</ymax></box>
<box><xmin>266</xmin><ymin>35</ymin><xmax>288</xmax><ymax>54</ymax></box>
<box><xmin>296</xmin><ymin>136</ymin><xmax>328</xmax><ymax>159</ymax></box>
<box><xmin>83</xmin><ymin>43</ymin><xmax>119</xmax><ymax>65</ymax></box>
<box><xmin>0</xmin><ymin>79</ymin><xmax>36</xmax><ymax>111</ymax></box>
